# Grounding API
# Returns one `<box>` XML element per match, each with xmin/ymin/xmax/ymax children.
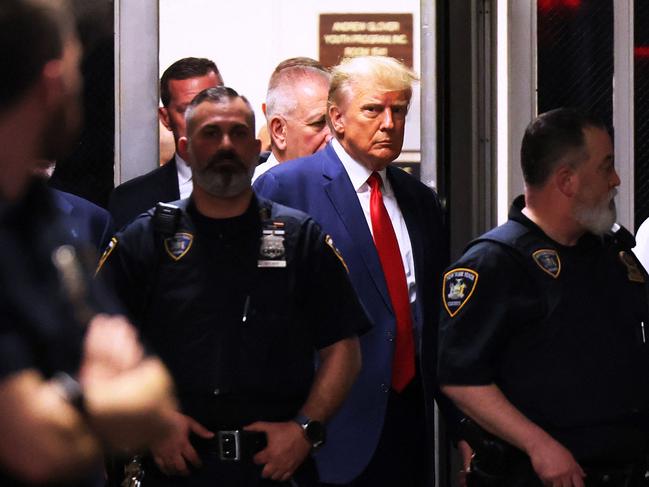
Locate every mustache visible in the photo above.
<box><xmin>207</xmin><ymin>150</ymin><xmax>244</xmax><ymax>168</ymax></box>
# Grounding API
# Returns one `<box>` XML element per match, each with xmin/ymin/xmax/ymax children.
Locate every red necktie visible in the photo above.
<box><xmin>367</xmin><ymin>172</ymin><xmax>415</xmax><ymax>392</ymax></box>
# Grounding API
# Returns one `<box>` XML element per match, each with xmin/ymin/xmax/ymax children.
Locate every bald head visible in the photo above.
<box><xmin>266</xmin><ymin>63</ymin><xmax>331</xmax><ymax>162</ymax></box>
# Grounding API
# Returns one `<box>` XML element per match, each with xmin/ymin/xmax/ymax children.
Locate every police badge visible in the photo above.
<box><xmin>532</xmin><ymin>249</ymin><xmax>561</xmax><ymax>278</ymax></box>
<box><xmin>258</xmin><ymin>228</ymin><xmax>286</xmax><ymax>268</ymax></box>
<box><xmin>164</xmin><ymin>233</ymin><xmax>193</xmax><ymax>261</ymax></box>
<box><xmin>443</xmin><ymin>268</ymin><xmax>478</xmax><ymax>317</ymax></box>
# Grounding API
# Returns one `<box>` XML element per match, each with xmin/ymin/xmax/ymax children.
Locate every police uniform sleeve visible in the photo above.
<box><xmin>437</xmin><ymin>241</ymin><xmax>537</xmax><ymax>385</ymax></box>
<box><xmin>296</xmin><ymin>219</ymin><xmax>371</xmax><ymax>350</ymax></box>
<box><xmin>96</xmin><ymin>216</ymin><xmax>157</xmax><ymax>326</ymax></box>
<box><xmin>0</xmin><ymin>308</ymin><xmax>37</xmax><ymax>379</ymax></box>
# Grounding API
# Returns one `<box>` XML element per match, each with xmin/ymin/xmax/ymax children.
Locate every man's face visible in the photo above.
<box><xmin>281</xmin><ymin>76</ymin><xmax>330</xmax><ymax>161</ymax></box>
<box><xmin>329</xmin><ymin>82</ymin><xmax>410</xmax><ymax>170</ymax></box>
<box><xmin>572</xmin><ymin>126</ymin><xmax>620</xmax><ymax>235</ymax></box>
<box><xmin>182</xmin><ymin>98</ymin><xmax>261</xmax><ymax>198</ymax></box>
<box><xmin>159</xmin><ymin>71</ymin><xmax>223</xmax><ymax>147</ymax></box>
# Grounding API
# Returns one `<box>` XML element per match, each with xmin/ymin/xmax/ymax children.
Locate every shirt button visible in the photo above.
<box><xmin>386</xmin><ymin>331</ymin><xmax>394</xmax><ymax>342</ymax></box>
<box><xmin>213</xmin><ymin>388</ymin><xmax>221</xmax><ymax>396</ymax></box>
<box><xmin>380</xmin><ymin>383</ymin><xmax>389</xmax><ymax>393</ymax></box>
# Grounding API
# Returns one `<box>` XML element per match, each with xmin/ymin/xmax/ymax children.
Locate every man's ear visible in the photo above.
<box><xmin>159</xmin><ymin>107</ymin><xmax>172</xmax><ymax>132</ymax></box>
<box><xmin>555</xmin><ymin>164</ymin><xmax>578</xmax><ymax>198</ymax></box>
<box><xmin>178</xmin><ymin>137</ymin><xmax>190</xmax><ymax>165</ymax></box>
<box><xmin>269</xmin><ymin>116</ymin><xmax>287</xmax><ymax>151</ymax></box>
<box><xmin>328</xmin><ymin>105</ymin><xmax>344</xmax><ymax>136</ymax></box>
<box><xmin>39</xmin><ymin>59</ymin><xmax>64</xmax><ymax>109</ymax></box>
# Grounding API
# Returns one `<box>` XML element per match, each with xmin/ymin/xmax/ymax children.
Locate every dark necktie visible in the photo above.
<box><xmin>367</xmin><ymin>172</ymin><xmax>415</xmax><ymax>392</ymax></box>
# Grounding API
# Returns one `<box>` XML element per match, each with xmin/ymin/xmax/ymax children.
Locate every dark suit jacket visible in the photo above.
<box><xmin>254</xmin><ymin>143</ymin><xmax>448</xmax><ymax>485</ymax></box>
<box><xmin>52</xmin><ymin>189</ymin><xmax>115</xmax><ymax>251</ymax></box>
<box><xmin>108</xmin><ymin>157</ymin><xmax>179</xmax><ymax>230</ymax></box>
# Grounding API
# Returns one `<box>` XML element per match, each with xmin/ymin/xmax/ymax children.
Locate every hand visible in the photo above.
<box><xmin>527</xmin><ymin>436</ymin><xmax>585</xmax><ymax>487</ymax></box>
<box><xmin>457</xmin><ymin>440</ymin><xmax>473</xmax><ymax>487</ymax></box>
<box><xmin>151</xmin><ymin>412</ymin><xmax>214</xmax><ymax>476</ymax></box>
<box><xmin>80</xmin><ymin>314</ymin><xmax>144</xmax><ymax>383</ymax></box>
<box><xmin>244</xmin><ymin>421</ymin><xmax>311</xmax><ymax>482</ymax></box>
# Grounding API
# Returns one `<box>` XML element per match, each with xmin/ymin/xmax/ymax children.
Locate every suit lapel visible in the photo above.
<box><xmin>321</xmin><ymin>145</ymin><xmax>393</xmax><ymax>312</ymax></box>
<box><xmin>163</xmin><ymin>157</ymin><xmax>181</xmax><ymax>201</ymax></box>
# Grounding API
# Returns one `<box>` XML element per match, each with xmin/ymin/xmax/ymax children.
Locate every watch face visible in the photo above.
<box><xmin>305</xmin><ymin>420</ymin><xmax>326</xmax><ymax>447</ymax></box>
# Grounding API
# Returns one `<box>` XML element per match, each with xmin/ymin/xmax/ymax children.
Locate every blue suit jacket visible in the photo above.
<box><xmin>254</xmin><ymin>143</ymin><xmax>448</xmax><ymax>484</ymax></box>
<box><xmin>52</xmin><ymin>189</ymin><xmax>115</xmax><ymax>252</ymax></box>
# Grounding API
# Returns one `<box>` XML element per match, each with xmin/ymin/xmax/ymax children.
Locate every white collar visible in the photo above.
<box><xmin>175</xmin><ymin>153</ymin><xmax>192</xmax><ymax>183</ymax></box>
<box><xmin>331</xmin><ymin>138</ymin><xmax>390</xmax><ymax>194</ymax></box>
<box><xmin>265</xmin><ymin>152</ymin><xmax>279</xmax><ymax>167</ymax></box>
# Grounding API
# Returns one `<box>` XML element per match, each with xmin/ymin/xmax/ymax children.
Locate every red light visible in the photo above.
<box><xmin>538</xmin><ymin>0</ymin><xmax>581</xmax><ymax>12</ymax></box>
<box><xmin>538</xmin><ymin>0</ymin><xmax>557</xmax><ymax>12</ymax></box>
<box><xmin>636</xmin><ymin>46</ymin><xmax>649</xmax><ymax>59</ymax></box>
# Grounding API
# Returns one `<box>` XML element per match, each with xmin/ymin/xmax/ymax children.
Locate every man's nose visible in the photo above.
<box><xmin>220</xmin><ymin>133</ymin><xmax>233</xmax><ymax>149</ymax></box>
<box><xmin>611</xmin><ymin>168</ymin><xmax>621</xmax><ymax>188</ymax></box>
<box><xmin>380</xmin><ymin>108</ymin><xmax>394</xmax><ymax>130</ymax></box>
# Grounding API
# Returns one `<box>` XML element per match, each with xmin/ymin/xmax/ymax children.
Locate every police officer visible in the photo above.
<box><xmin>98</xmin><ymin>86</ymin><xmax>368</xmax><ymax>486</ymax></box>
<box><xmin>0</xmin><ymin>1</ymin><xmax>176</xmax><ymax>486</ymax></box>
<box><xmin>438</xmin><ymin>108</ymin><xmax>649</xmax><ymax>487</ymax></box>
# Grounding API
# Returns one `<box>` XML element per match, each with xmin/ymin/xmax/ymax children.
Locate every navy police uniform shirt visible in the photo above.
<box><xmin>438</xmin><ymin>196</ymin><xmax>649</xmax><ymax>463</ymax></box>
<box><xmin>99</xmin><ymin>195</ymin><xmax>370</xmax><ymax>431</ymax></box>
<box><xmin>0</xmin><ymin>181</ymin><xmax>119</xmax><ymax>487</ymax></box>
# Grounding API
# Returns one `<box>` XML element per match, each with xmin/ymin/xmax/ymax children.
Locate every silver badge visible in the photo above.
<box><xmin>258</xmin><ymin>229</ymin><xmax>286</xmax><ymax>267</ymax></box>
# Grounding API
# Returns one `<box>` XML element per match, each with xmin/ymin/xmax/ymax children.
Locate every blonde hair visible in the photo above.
<box><xmin>328</xmin><ymin>56</ymin><xmax>418</xmax><ymax>107</ymax></box>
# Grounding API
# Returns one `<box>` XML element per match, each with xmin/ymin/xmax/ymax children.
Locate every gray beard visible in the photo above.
<box><xmin>573</xmin><ymin>190</ymin><xmax>617</xmax><ymax>236</ymax></box>
<box><xmin>193</xmin><ymin>165</ymin><xmax>252</xmax><ymax>198</ymax></box>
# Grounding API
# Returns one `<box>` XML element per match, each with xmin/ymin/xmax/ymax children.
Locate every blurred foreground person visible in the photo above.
<box><xmin>439</xmin><ymin>108</ymin><xmax>649</xmax><ymax>487</ymax></box>
<box><xmin>98</xmin><ymin>87</ymin><xmax>368</xmax><ymax>486</ymax></box>
<box><xmin>0</xmin><ymin>1</ymin><xmax>176</xmax><ymax>485</ymax></box>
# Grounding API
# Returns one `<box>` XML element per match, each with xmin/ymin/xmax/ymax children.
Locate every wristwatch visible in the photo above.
<box><xmin>293</xmin><ymin>413</ymin><xmax>326</xmax><ymax>449</ymax></box>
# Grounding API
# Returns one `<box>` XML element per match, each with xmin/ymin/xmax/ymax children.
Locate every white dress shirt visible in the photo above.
<box><xmin>175</xmin><ymin>153</ymin><xmax>193</xmax><ymax>199</ymax></box>
<box><xmin>332</xmin><ymin>139</ymin><xmax>417</xmax><ymax>304</ymax></box>
<box><xmin>252</xmin><ymin>153</ymin><xmax>280</xmax><ymax>183</ymax></box>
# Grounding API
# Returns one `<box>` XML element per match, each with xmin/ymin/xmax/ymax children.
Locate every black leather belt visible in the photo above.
<box><xmin>193</xmin><ymin>430</ymin><xmax>267</xmax><ymax>462</ymax></box>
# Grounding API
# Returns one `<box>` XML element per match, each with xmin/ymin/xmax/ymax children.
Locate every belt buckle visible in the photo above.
<box><xmin>217</xmin><ymin>430</ymin><xmax>241</xmax><ymax>461</ymax></box>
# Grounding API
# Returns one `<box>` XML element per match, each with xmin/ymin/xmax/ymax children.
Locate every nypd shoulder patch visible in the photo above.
<box><xmin>532</xmin><ymin>249</ymin><xmax>561</xmax><ymax>278</ymax></box>
<box><xmin>325</xmin><ymin>234</ymin><xmax>348</xmax><ymax>273</ymax></box>
<box><xmin>95</xmin><ymin>236</ymin><xmax>118</xmax><ymax>275</ymax></box>
<box><xmin>619</xmin><ymin>251</ymin><xmax>646</xmax><ymax>283</ymax></box>
<box><xmin>443</xmin><ymin>268</ymin><xmax>478</xmax><ymax>317</ymax></box>
<box><xmin>164</xmin><ymin>233</ymin><xmax>193</xmax><ymax>261</ymax></box>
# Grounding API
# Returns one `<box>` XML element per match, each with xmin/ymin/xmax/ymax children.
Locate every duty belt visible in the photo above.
<box><xmin>193</xmin><ymin>430</ymin><xmax>267</xmax><ymax>462</ymax></box>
